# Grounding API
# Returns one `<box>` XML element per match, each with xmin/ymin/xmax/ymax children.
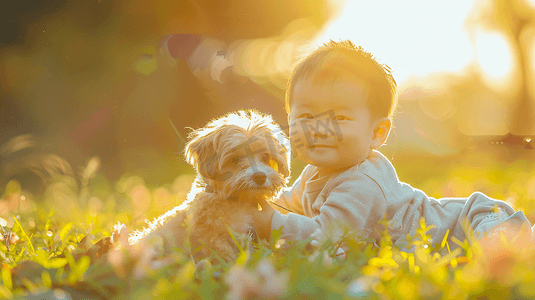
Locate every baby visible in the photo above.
<box><xmin>253</xmin><ymin>40</ymin><xmax>533</xmax><ymax>249</ymax></box>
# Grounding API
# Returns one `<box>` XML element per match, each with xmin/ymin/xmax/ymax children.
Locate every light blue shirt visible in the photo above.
<box><xmin>271</xmin><ymin>150</ymin><xmax>517</xmax><ymax>247</ymax></box>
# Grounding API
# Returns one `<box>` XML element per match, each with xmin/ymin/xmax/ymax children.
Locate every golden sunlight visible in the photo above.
<box><xmin>474</xmin><ymin>31</ymin><xmax>513</xmax><ymax>80</ymax></box>
<box><xmin>314</xmin><ymin>1</ymin><xmax>512</xmax><ymax>85</ymax></box>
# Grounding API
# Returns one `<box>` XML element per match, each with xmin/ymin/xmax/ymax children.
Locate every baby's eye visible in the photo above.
<box><xmin>261</xmin><ymin>153</ymin><xmax>270</xmax><ymax>163</ymax></box>
<box><xmin>297</xmin><ymin>113</ymin><xmax>314</xmax><ymax>119</ymax></box>
<box><xmin>333</xmin><ymin>115</ymin><xmax>350</xmax><ymax>121</ymax></box>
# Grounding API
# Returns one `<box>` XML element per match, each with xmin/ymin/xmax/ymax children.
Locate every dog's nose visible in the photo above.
<box><xmin>252</xmin><ymin>172</ymin><xmax>267</xmax><ymax>185</ymax></box>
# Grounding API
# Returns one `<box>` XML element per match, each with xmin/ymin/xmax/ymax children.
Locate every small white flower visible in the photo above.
<box><xmin>225</xmin><ymin>258</ymin><xmax>289</xmax><ymax>300</ymax></box>
<box><xmin>347</xmin><ymin>276</ymin><xmax>377</xmax><ymax>298</ymax></box>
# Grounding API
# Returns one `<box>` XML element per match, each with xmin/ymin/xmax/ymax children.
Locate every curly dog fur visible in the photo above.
<box><xmin>128</xmin><ymin>110</ymin><xmax>290</xmax><ymax>261</ymax></box>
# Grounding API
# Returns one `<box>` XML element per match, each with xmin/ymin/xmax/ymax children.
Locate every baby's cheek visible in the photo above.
<box><xmin>289</xmin><ymin>121</ymin><xmax>315</xmax><ymax>157</ymax></box>
<box><xmin>288</xmin><ymin>134</ymin><xmax>306</xmax><ymax>160</ymax></box>
<box><xmin>288</xmin><ymin>123</ymin><xmax>303</xmax><ymax>143</ymax></box>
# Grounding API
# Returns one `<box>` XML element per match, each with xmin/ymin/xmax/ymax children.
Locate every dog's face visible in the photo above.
<box><xmin>184</xmin><ymin>110</ymin><xmax>290</xmax><ymax>201</ymax></box>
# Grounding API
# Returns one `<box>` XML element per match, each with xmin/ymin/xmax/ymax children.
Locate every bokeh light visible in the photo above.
<box><xmin>2</xmin><ymin>0</ymin><xmax>535</xmax><ymax>193</ymax></box>
<box><xmin>474</xmin><ymin>31</ymin><xmax>514</xmax><ymax>81</ymax></box>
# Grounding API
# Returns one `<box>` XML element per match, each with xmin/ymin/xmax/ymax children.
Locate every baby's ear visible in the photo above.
<box><xmin>371</xmin><ymin>117</ymin><xmax>392</xmax><ymax>149</ymax></box>
<box><xmin>183</xmin><ymin>129</ymin><xmax>219</xmax><ymax>179</ymax></box>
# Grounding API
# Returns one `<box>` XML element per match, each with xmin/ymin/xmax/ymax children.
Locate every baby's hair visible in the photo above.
<box><xmin>285</xmin><ymin>40</ymin><xmax>397</xmax><ymax>119</ymax></box>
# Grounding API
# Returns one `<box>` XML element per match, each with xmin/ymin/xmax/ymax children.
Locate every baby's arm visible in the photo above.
<box><xmin>271</xmin><ymin>166</ymin><xmax>314</xmax><ymax>215</ymax></box>
<box><xmin>252</xmin><ymin>168</ymin><xmax>309</xmax><ymax>240</ymax></box>
<box><xmin>272</xmin><ymin>174</ymin><xmax>388</xmax><ymax>242</ymax></box>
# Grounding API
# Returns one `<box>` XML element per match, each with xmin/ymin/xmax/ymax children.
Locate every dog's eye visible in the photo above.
<box><xmin>264</xmin><ymin>154</ymin><xmax>279</xmax><ymax>172</ymax></box>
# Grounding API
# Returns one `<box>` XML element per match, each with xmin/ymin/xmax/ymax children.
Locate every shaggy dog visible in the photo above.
<box><xmin>127</xmin><ymin>110</ymin><xmax>290</xmax><ymax>262</ymax></box>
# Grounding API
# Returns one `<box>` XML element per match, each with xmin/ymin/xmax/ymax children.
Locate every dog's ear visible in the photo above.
<box><xmin>261</xmin><ymin>128</ymin><xmax>291</xmax><ymax>180</ymax></box>
<box><xmin>275</xmin><ymin>145</ymin><xmax>290</xmax><ymax>179</ymax></box>
<box><xmin>267</xmin><ymin>129</ymin><xmax>291</xmax><ymax>179</ymax></box>
<box><xmin>184</xmin><ymin>128</ymin><xmax>219</xmax><ymax>179</ymax></box>
<box><xmin>264</xmin><ymin>132</ymin><xmax>290</xmax><ymax>179</ymax></box>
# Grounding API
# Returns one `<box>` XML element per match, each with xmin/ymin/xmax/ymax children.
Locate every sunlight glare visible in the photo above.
<box><xmin>475</xmin><ymin>32</ymin><xmax>513</xmax><ymax>79</ymax></box>
<box><xmin>314</xmin><ymin>1</ymin><xmax>474</xmax><ymax>84</ymax></box>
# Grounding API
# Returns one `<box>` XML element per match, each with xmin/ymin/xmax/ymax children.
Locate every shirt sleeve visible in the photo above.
<box><xmin>272</xmin><ymin>166</ymin><xmax>312</xmax><ymax>216</ymax></box>
<box><xmin>271</xmin><ymin>173</ymin><xmax>388</xmax><ymax>241</ymax></box>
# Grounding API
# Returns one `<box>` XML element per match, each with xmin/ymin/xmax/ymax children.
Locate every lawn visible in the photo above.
<box><xmin>1</xmin><ymin>145</ymin><xmax>535</xmax><ymax>299</ymax></box>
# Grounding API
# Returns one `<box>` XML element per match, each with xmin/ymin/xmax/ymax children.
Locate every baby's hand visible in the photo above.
<box><xmin>251</xmin><ymin>198</ymin><xmax>275</xmax><ymax>241</ymax></box>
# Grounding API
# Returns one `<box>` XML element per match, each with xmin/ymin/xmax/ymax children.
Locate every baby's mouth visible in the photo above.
<box><xmin>309</xmin><ymin>145</ymin><xmax>334</xmax><ymax>150</ymax></box>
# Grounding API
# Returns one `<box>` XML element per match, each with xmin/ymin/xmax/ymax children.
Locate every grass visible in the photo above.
<box><xmin>1</xmin><ymin>146</ymin><xmax>535</xmax><ymax>299</ymax></box>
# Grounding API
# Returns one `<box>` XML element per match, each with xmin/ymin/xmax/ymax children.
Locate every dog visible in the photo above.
<box><xmin>126</xmin><ymin>109</ymin><xmax>290</xmax><ymax>262</ymax></box>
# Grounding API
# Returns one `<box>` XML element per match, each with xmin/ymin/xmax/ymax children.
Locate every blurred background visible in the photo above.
<box><xmin>2</xmin><ymin>0</ymin><xmax>535</xmax><ymax>224</ymax></box>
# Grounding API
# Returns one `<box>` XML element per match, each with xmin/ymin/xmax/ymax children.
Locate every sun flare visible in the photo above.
<box><xmin>314</xmin><ymin>0</ymin><xmax>517</xmax><ymax>85</ymax></box>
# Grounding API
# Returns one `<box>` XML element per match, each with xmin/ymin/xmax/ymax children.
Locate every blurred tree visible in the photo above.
<box><xmin>112</xmin><ymin>0</ymin><xmax>337</xmax><ymax>42</ymax></box>
<box><xmin>1</xmin><ymin>0</ymin><xmax>67</xmax><ymax>47</ymax></box>
<box><xmin>466</xmin><ymin>0</ymin><xmax>535</xmax><ymax>136</ymax></box>
<box><xmin>0</xmin><ymin>0</ymin><xmax>343</xmax><ymax>187</ymax></box>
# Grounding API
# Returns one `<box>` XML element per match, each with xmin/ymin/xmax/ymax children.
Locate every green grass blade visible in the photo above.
<box><xmin>199</xmin><ymin>241</ymin><xmax>226</xmax><ymax>265</ymax></box>
<box><xmin>13</xmin><ymin>216</ymin><xmax>35</xmax><ymax>255</ymax></box>
<box><xmin>223</xmin><ymin>223</ymin><xmax>245</xmax><ymax>255</ymax></box>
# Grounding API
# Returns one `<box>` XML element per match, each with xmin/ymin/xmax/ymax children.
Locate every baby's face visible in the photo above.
<box><xmin>288</xmin><ymin>79</ymin><xmax>377</xmax><ymax>177</ymax></box>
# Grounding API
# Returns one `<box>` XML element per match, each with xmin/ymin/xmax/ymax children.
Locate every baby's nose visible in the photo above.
<box><xmin>311</xmin><ymin>121</ymin><xmax>330</xmax><ymax>137</ymax></box>
<box><xmin>252</xmin><ymin>172</ymin><xmax>267</xmax><ymax>185</ymax></box>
